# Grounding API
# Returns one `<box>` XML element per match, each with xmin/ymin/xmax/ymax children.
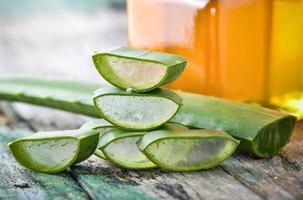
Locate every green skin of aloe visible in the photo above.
<box><xmin>0</xmin><ymin>76</ymin><xmax>296</xmax><ymax>158</ymax></box>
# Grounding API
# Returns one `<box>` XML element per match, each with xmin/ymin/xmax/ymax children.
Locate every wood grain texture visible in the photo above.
<box><xmin>4</xmin><ymin>101</ymin><xmax>303</xmax><ymax>200</ymax></box>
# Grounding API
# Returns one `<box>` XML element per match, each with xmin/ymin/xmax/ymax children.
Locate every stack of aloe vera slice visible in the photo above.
<box><xmin>4</xmin><ymin>47</ymin><xmax>296</xmax><ymax>173</ymax></box>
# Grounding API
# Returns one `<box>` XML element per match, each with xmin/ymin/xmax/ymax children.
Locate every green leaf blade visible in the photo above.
<box><xmin>0</xmin><ymin>75</ymin><xmax>100</xmax><ymax>117</ymax></box>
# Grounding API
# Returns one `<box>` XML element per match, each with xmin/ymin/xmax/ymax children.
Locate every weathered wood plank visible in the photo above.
<box><xmin>280</xmin><ymin>123</ymin><xmax>303</xmax><ymax>170</ymax></box>
<box><xmin>9</xmin><ymin>103</ymin><xmax>266</xmax><ymax>200</ymax></box>
<box><xmin>220</xmin><ymin>124</ymin><xmax>303</xmax><ymax>199</ymax></box>
<box><xmin>70</xmin><ymin>156</ymin><xmax>264</xmax><ymax>200</ymax></box>
<box><xmin>0</xmin><ymin>105</ymin><xmax>90</xmax><ymax>200</ymax></box>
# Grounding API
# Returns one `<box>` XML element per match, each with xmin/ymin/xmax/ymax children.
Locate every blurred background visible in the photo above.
<box><xmin>1</xmin><ymin>0</ymin><xmax>303</xmax><ymax>118</ymax></box>
<box><xmin>0</xmin><ymin>0</ymin><xmax>126</xmax><ymax>82</ymax></box>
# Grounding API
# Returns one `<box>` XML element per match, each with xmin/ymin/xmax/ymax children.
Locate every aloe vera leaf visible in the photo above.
<box><xmin>0</xmin><ymin>76</ymin><xmax>296</xmax><ymax>158</ymax></box>
<box><xmin>98</xmin><ymin>129</ymin><xmax>157</xmax><ymax>169</ymax></box>
<box><xmin>80</xmin><ymin>119</ymin><xmax>114</xmax><ymax>160</ymax></box>
<box><xmin>137</xmin><ymin>124</ymin><xmax>239</xmax><ymax>172</ymax></box>
<box><xmin>92</xmin><ymin>47</ymin><xmax>186</xmax><ymax>92</ymax></box>
<box><xmin>171</xmin><ymin>92</ymin><xmax>297</xmax><ymax>158</ymax></box>
<box><xmin>0</xmin><ymin>75</ymin><xmax>100</xmax><ymax>117</ymax></box>
<box><xmin>93</xmin><ymin>86</ymin><xmax>182</xmax><ymax>130</ymax></box>
<box><xmin>8</xmin><ymin>129</ymin><xmax>99</xmax><ymax>174</ymax></box>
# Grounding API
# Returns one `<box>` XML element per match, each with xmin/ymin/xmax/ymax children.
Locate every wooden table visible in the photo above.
<box><xmin>0</xmin><ymin>5</ymin><xmax>302</xmax><ymax>200</ymax></box>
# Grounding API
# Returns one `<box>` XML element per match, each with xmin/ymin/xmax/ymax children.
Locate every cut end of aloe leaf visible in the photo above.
<box><xmin>98</xmin><ymin>129</ymin><xmax>156</xmax><ymax>169</ymax></box>
<box><xmin>93</xmin><ymin>87</ymin><xmax>182</xmax><ymax>130</ymax></box>
<box><xmin>92</xmin><ymin>47</ymin><xmax>186</xmax><ymax>92</ymax></box>
<box><xmin>248</xmin><ymin>115</ymin><xmax>296</xmax><ymax>158</ymax></box>
<box><xmin>138</xmin><ymin>125</ymin><xmax>239</xmax><ymax>172</ymax></box>
<box><xmin>8</xmin><ymin>129</ymin><xmax>99</xmax><ymax>174</ymax></box>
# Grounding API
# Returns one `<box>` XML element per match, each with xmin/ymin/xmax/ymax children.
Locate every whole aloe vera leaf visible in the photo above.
<box><xmin>137</xmin><ymin>124</ymin><xmax>239</xmax><ymax>172</ymax></box>
<box><xmin>98</xmin><ymin>128</ymin><xmax>157</xmax><ymax>169</ymax></box>
<box><xmin>93</xmin><ymin>47</ymin><xmax>186</xmax><ymax>92</ymax></box>
<box><xmin>93</xmin><ymin>86</ymin><xmax>182</xmax><ymax>130</ymax></box>
<box><xmin>0</xmin><ymin>76</ymin><xmax>296</xmax><ymax>158</ymax></box>
<box><xmin>171</xmin><ymin>92</ymin><xmax>297</xmax><ymax>158</ymax></box>
<box><xmin>8</xmin><ymin>129</ymin><xmax>99</xmax><ymax>174</ymax></box>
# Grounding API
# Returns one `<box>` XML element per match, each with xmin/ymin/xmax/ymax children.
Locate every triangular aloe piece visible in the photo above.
<box><xmin>92</xmin><ymin>47</ymin><xmax>186</xmax><ymax>92</ymax></box>
<box><xmin>98</xmin><ymin>129</ymin><xmax>157</xmax><ymax>169</ymax></box>
<box><xmin>137</xmin><ymin>124</ymin><xmax>239</xmax><ymax>172</ymax></box>
<box><xmin>93</xmin><ymin>86</ymin><xmax>182</xmax><ymax>130</ymax></box>
<box><xmin>80</xmin><ymin>119</ymin><xmax>114</xmax><ymax>160</ymax></box>
<box><xmin>8</xmin><ymin>129</ymin><xmax>99</xmax><ymax>174</ymax></box>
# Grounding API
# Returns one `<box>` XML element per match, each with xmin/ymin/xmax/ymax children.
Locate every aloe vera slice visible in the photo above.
<box><xmin>98</xmin><ymin>129</ymin><xmax>157</xmax><ymax>169</ymax></box>
<box><xmin>8</xmin><ymin>129</ymin><xmax>99</xmax><ymax>173</ymax></box>
<box><xmin>92</xmin><ymin>47</ymin><xmax>186</xmax><ymax>92</ymax></box>
<box><xmin>0</xmin><ymin>76</ymin><xmax>296</xmax><ymax>158</ymax></box>
<box><xmin>93</xmin><ymin>86</ymin><xmax>182</xmax><ymax>130</ymax></box>
<box><xmin>80</xmin><ymin>119</ymin><xmax>114</xmax><ymax>159</ymax></box>
<box><xmin>171</xmin><ymin>92</ymin><xmax>297</xmax><ymax>158</ymax></box>
<box><xmin>137</xmin><ymin>124</ymin><xmax>239</xmax><ymax>172</ymax></box>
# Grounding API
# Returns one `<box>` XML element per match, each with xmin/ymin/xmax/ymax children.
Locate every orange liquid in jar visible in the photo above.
<box><xmin>127</xmin><ymin>0</ymin><xmax>303</xmax><ymax>116</ymax></box>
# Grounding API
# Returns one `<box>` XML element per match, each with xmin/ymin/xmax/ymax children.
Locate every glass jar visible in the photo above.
<box><xmin>127</xmin><ymin>0</ymin><xmax>303</xmax><ymax>118</ymax></box>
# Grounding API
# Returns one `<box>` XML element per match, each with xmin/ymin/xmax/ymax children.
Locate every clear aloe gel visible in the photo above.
<box><xmin>137</xmin><ymin>124</ymin><xmax>240</xmax><ymax>172</ymax></box>
<box><xmin>92</xmin><ymin>47</ymin><xmax>186</xmax><ymax>92</ymax></box>
<box><xmin>8</xmin><ymin>129</ymin><xmax>99</xmax><ymax>173</ymax></box>
<box><xmin>93</xmin><ymin>86</ymin><xmax>182</xmax><ymax>130</ymax></box>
